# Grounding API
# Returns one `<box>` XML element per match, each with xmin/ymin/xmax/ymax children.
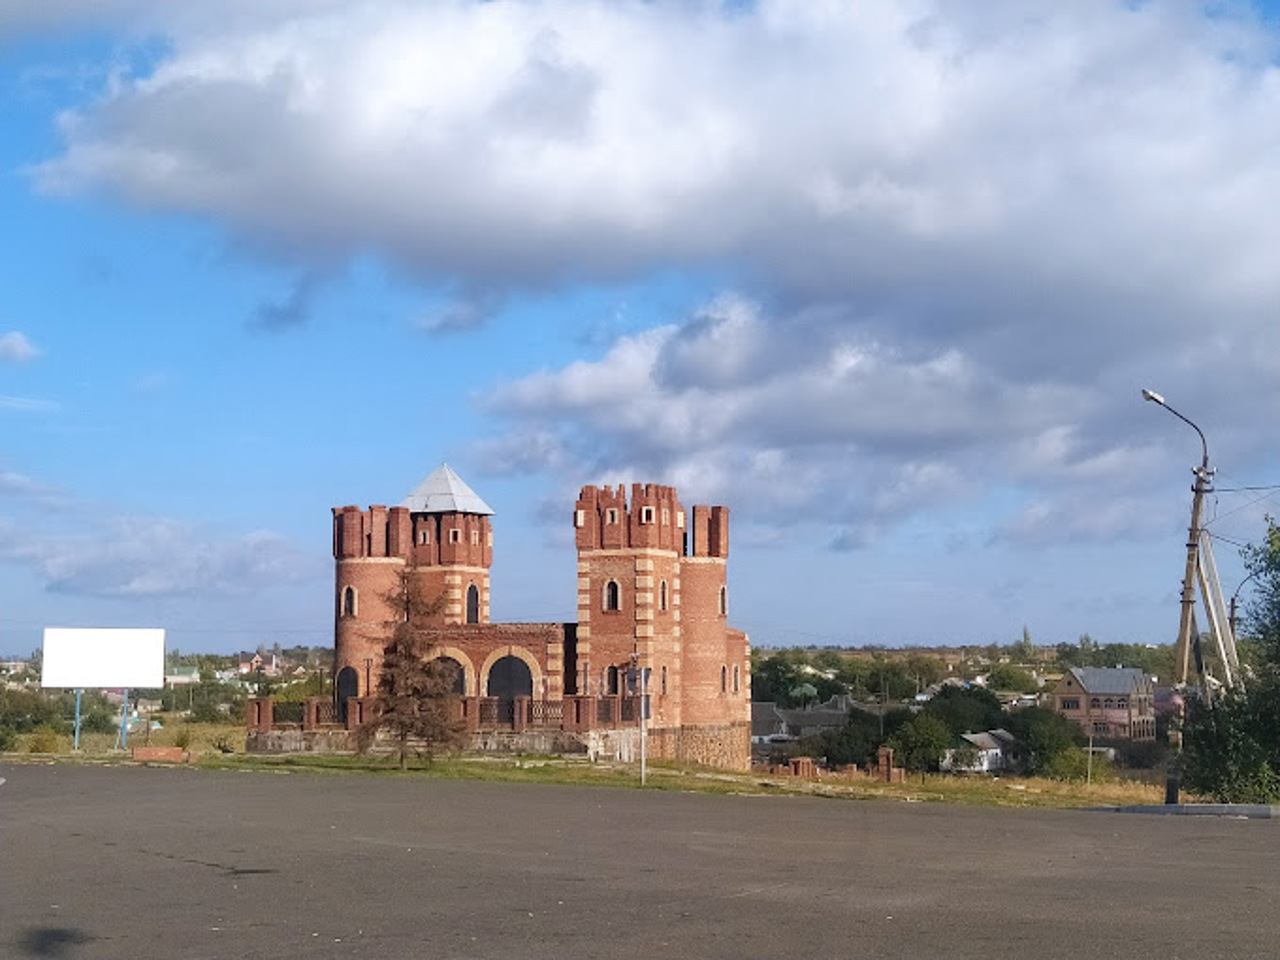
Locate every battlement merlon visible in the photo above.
<box><xmin>689</xmin><ymin>504</ymin><xmax>729</xmax><ymax>558</ymax></box>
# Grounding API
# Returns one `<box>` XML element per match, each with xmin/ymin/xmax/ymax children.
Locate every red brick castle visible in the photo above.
<box><xmin>329</xmin><ymin>465</ymin><xmax>751</xmax><ymax>770</ymax></box>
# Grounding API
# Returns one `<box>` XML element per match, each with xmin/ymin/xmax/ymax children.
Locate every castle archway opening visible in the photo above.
<box><xmin>433</xmin><ymin>656</ymin><xmax>466</xmax><ymax>696</ymax></box>
<box><xmin>335</xmin><ymin>666</ymin><xmax>359</xmax><ymax>723</ymax></box>
<box><xmin>487</xmin><ymin>655</ymin><xmax>533</xmax><ymax>725</ymax></box>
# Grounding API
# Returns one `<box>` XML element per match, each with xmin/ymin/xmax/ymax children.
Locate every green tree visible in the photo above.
<box><xmin>924</xmin><ymin>685</ymin><xmax>1004</xmax><ymax>737</ymax></box>
<box><xmin>803</xmin><ymin>707</ymin><xmax>911</xmax><ymax>768</ymax></box>
<box><xmin>356</xmin><ymin>570</ymin><xmax>465</xmax><ymax>769</ymax></box>
<box><xmin>986</xmin><ymin>663</ymin><xmax>1038</xmax><ymax>694</ymax></box>
<box><xmin>1011</xmin><ymin>626</ymin><xmax>1035</xmax><ymax>663</ymax></box>
<box><xmin>750</xmin><ymin>651</ymin><xmax>806</xmax><ymax>705</ymax></box>
<box><xmin>1004</xmin><ymin>706</ymin><xmax>1084</xmax><ymax>775</ymax></box>
<box><xmin>1180</xmin><ymin>518</ymin><xmax>1280</xmax><ymax>802</ymax></box>
<box><xmin>888</xmin><ymin>714</ymin><xmax>951</xmax><ymax>777</ymax></box>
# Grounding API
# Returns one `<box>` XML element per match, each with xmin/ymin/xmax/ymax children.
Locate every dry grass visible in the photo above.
<box><xmin>2</xmin><ymin>718</ymin><xmax>1168</xmax><ymax>808</ymax></box>
<box><xmin>9</xmin><ymin>717</ymin><xmax>245</xmax><ymax>759</ymax></box>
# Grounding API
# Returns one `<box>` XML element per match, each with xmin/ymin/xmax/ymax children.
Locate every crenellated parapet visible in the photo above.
<box><xmin>332</xmin><ymin>505</ymin><xmax>492</xmax><ymax>568</ymax></box>
<box><xmin>574</xmin><ymin>482</ymin><xmax>686</xmax><ymax>553</ymax></box>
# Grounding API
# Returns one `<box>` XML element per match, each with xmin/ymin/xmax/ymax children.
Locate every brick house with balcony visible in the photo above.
<box><xmin>1052</xmin><ymin>666</ymin><xmax>1156</xmax><ymax>741</ymax></box>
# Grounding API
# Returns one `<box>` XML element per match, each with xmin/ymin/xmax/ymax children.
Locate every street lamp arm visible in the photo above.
<box><xmin>1142</xmin><ymin>388</ymin><xmax>1209</xmax><ymax>469</ymax></box>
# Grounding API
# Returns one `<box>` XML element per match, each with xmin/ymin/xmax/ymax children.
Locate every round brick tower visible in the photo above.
<box><xmin>333</xmin><ymin>464</ymin><xmax>494</xmax><ymax>705</ymax></box>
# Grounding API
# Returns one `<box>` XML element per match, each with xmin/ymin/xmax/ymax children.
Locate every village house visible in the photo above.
<box><xmin>1052</xmin><ymin>666</ymin><xmax>1156</xmax><ymax>741</ymax></box>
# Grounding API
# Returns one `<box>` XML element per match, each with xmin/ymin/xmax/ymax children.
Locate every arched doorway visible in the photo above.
<box><xmin>487</xmin><ymin>655</ymin><xmax>533</xmax><ymax>725</ymax></box>
<box><xmin>466</xmin><ymin>583</ymin><xmax>479</xmax><ymax>624</ymax></box>
<box><xmin>433</xmin><ymin>656</ymin><xmax>466</xmax><ymax>696</ymax></box>
<box><xmin>336</xmin><ymin>666</ymin><xmax>359</xmax><ymax>723</ymax></box>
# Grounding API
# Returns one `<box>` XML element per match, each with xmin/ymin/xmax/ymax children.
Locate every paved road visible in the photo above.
<box><xmin>2</xmin><ymin>762</ymin><xmax>1276</xmax><ymax>959</ymax></box>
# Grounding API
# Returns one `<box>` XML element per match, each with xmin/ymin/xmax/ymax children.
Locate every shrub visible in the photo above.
<box><xmin>1045</xmin><ymin>746</ymin><xmax>1117</xmax><ymax>783</ymax></box>
<box><xmin>172</xmin><ymin>726</ymin><xmax>193</xmax><ymax>750</ymax></box>
<box><xmin>27</xmin><ymin>725</ymin><xmax>67</xmax><ymax>754</ymax></box>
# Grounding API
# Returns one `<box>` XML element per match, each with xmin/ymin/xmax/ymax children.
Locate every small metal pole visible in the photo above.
<box><xmin>73</xmin><ymin>689</ymin><xmax>83</xmax><ymax>751</ymax></box>
<box><xmin>641</xmin><ymin>665</ymin><xmax>648</xmax><ymax>787</ymax></box>
<box><xmin>119</xmin><ymin>689</ymin><xmax>130</xmax><ymax>750</ymax></box>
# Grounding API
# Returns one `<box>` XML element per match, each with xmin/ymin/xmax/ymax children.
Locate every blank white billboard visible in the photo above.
<box><xmin>41</xmin><ymin>628</ymin><xmax>166</xmax><ymax>689</ymax></box>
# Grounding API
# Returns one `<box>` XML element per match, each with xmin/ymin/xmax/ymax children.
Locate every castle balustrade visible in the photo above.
<box><xmin>249</xmin><ymin>694</ymin><xmax>644</xmax><ymax>737</ymax></box>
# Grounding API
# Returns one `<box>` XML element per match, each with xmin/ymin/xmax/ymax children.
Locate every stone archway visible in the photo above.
<box><xmin>486</xmin><ymin>655</ymin><xmax>534</xmax><ymax>725</ymax></box>
<box><xmin>425</xmin><ymin>645</ymin><xmax>477</xmax><ymax>696</ymax></box>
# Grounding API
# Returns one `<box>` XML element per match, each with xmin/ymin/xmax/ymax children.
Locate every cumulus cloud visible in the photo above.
<box><xmin>0</xmin><ymin>332</ymin><xmax>40</xmax><ymax>362</ymax></box>
<box><xmin>0</xmin><ymin>464</ymin><xmax>319</xmax><ymax>598</ymax></box>
<box><xmin>0</xmin><ymin>514</ymin><xmax>318</xmax><ymax>598</ymax></box>
<box><xmin>20</xmin><ymin>1</ymin><xmax>1280</xmax><ymax>547</ymax></box>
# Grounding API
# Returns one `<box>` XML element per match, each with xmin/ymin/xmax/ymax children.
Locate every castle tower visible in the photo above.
<box><xmin>678</xmin><ymin>505</ymin><xmax>736</xmax><ymax>725</ymax></box>
<box><xmin>573</xmin><ymin>484</ymin><xmax>684</xmax><ymax>723</ymax></box>
<box><xmin>333</xmin><ymin>464</ymin><xmax>494</xmax><ymax>701</ymax></box>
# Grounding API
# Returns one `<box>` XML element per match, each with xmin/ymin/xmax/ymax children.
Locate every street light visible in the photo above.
<box><xmin>1143</xmin><ymin>388</ymin><xmax>1217</xmax><ymax>807</ymax></box>
<box><xmin>1142</xmin><ymin>388</ymin><xmax>1214</xmax><ymax>689</ymax></box>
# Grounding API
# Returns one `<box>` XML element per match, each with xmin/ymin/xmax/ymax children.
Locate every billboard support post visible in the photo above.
<box><xmin>119</xmin><ymin>690</ymin><xmax>130</xmax><ymax>750</ymax></box>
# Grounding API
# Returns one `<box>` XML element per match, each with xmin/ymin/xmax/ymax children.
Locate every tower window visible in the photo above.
<box><xmin>607</xmin><ymin>508</ymin><xmax>618</xmax><ymax>524</ymax></box>
<box><xmin>449</xmin><ymin>529</ymin><xmax>461</xmax><ymax>544</ymax></box>
<box><xmin>733</xmin><ymin>664</ymin><xmax>740</xmax><ymax>694</ymax></box>
<box><xmin>676</xmin><ymin>511</ymin><xmax>685</xmax><ymax>529</ymax></box>
<box><xmin>659</xmin><ymin>580</ymin><xmax>668</xmax><ymax>612</ymax></box>
<box><xmin>470</xmin><ymin>530</ymin><xmax>479</xmax><ymax>545</ymax></box>
<box><xmin>341</xmin><ymin>586</ymin><xmax>357</xmax><ymax>618</ymax></box>
<box><xmin>720</xmin><ymin>665</ymin><xmax>727</xmax><ymax>693</ymax></box>
<box><xmin>466</xmin><ymin>583</ymin><xmax>480</xmax><ymax>624</ymax></box>
<box><xmin>661</xmin><ymin>665</ymin><xmax>668</xmax><ymax>696</ymax></box>
<box><xmin>606</xmin><ymin>665</ymin><xmax>620</xmax><ymax>696</ymax></box>
<box><xmin>419</xmin><ymin>530</ymin><xmax>429</xmax><ymax>545</ymax></box>
<box><xmin>718</xmin><ymin>585</ymin><xmax>727</xmax><ymax>616</ymax></box>
<box><xmin>641</xmin><ymin>506</ymin><xmax>654</xmax><ymax>524</ymax></box>
<box><xmin>604</xmin><ymin>580</ymin><xmax>620</xmax><ymax>612</ymax></box>
<box><xmin>575</xmin><ymin>509</ymin><xmax>585</xmax><ymax>527</ymax></box>
<box><xmin>662</xmin><ymin>508</ymin><xmax>669</xmax><ymax>525</ymax></box>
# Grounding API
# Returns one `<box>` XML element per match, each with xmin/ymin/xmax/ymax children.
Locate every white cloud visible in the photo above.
<box><xmin>19</xmin><ymin>1</ymin><xmax>1280</xmax><ymax>550</ymax></box>
<box><xmin>0</xmin><ymin>332</ymin><xmax>40</xmax><ymax>362</ymax></box>
<box><xmin>0</xmin><ymin>396</ymin><xmax>58</xmax><ymax>412</ymax></box>
<box><xmin>0</xmin><ymin>515</ymin><xmax>318</xmax><ymax>598</ymax></box>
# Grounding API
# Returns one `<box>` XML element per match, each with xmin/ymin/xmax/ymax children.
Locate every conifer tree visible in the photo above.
<box><xmin>356</xmin><ymin>570</ymin><xmax>466</xmax><ymax>769</ymax></box>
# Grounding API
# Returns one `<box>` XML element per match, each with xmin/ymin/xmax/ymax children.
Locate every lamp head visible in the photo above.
<box><xmin>1141</xmin><ymin>388</ymin><xmax>1165</xmax><ymax>406</ymax></box>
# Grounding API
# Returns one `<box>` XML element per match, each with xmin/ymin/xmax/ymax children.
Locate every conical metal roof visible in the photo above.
<box><xmin>401</xmin><ymin>463</ymin><xmax>494</xmax><ymax>515</ymax></box>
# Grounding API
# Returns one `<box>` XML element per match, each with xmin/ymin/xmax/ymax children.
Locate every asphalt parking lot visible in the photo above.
<box><xmin>2</xmin><ymin>762</ymin><xmax>1277</xmax><ymax>959</ymax></box>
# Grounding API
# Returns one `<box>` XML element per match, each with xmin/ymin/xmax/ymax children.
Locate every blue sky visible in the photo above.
<box><xmin>3</xmin><ymin>1</ymin><xmax>1280</xmax><ymax>658</ymax></box>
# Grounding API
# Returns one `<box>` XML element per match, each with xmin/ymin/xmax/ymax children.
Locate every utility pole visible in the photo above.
<box><xmin>1175</xmin><ymin>455</ymin><xmax>1212</xmax><ymax>690</ymax></box>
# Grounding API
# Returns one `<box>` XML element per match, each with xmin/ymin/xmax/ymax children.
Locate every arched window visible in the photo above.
<box><xmin>733</xmin><ymin>664</ymin><xmax>740</xmax><ymax>694</ymax></box>
<box><xmin>604</xmin><ymin>580</ymin><xmax>620</xmax><ymax>612</ymax></box>
<box><xmin>720</xmin><ymin>665</ymin><xmax>727</xmax><ymax>693</ymax></box>
<box><xmin>659</xmin><ymin>580</ymin><xmax>668</xmax><ymax>612</ymax></box>
<box><xmin>466</xmin><ymin>584</ymin><xmax>480</xmax><ymax>624</ymax></box>
<box><xmin>341</xmin><ymin>586</ymin><xmax>357</xmax><ymax>618</ymax></box>
<box><xmin>661</xmin><ymin>665</ymin><xmax>668</xmax><ymax>696</ymax></box>
<box><xmin>1090</xmin><ymin>698</ymin><xmax>1101</xmax><ymax>710</ymax></box>
<box><xmin>606</xmin><ymin>665</ymin><xmax>620</xmax><ymax>696</ymax></box>
<box><xmin>718</xmin><ymin>585</ymin><xmax>727</xmax><ymax>616</ymax></box>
